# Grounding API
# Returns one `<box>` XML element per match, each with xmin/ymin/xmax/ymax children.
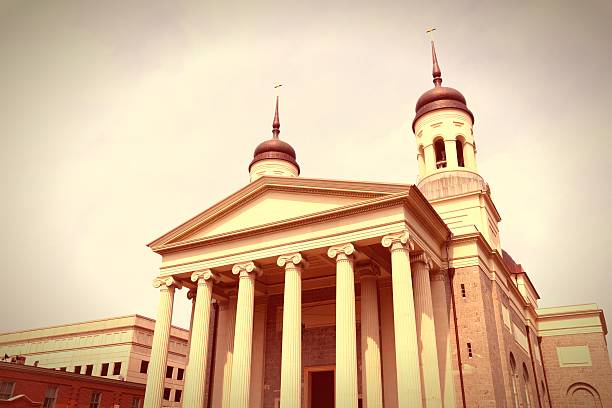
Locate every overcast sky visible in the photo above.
<box><xmin>0</xmin><ymin>0</ymin><xmax>611</xmax><ymax>337</ymax></box>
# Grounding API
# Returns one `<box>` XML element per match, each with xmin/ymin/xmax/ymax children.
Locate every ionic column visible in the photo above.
<box><xmin>186</xmin><ymin>289</ymin><xmax>197</xmax><ymax>358</ymax></box>
<box><xmin>411</xmin><ymin>253</ymin><xmax>442</xmax><ymax>407</ymax></box>
<box><xmin>211</xmin><ymin>292</ymin><xmax>237</xmax><ymax>408</ymax></box>
<box><xmin>143</xmin><ymin>277</ymin><xmax>181</xmax><ymax>408</ymax></box>
<box><xmin>358</xmin><ymin>264</ymin><xmax>384</xmax><ymax>408</ymax></box>
<box><xmin>430</xmin><ymin>271</ymin><xmax>457</xmax><ymax>408</ymax></box>
<box><xmin>229</xmin><ymin>261</ymin><xmax>261</xmax><ymax>408</ymax></box>
<box><xmin>277</xmin><ymin>253</ymin><xmax>306</xmax><ymax>408</ymax></box>
<box><xmin>183</xmin><ymin>270</ymin><xmax>218</xmax><ymax>408</ymax></box>
<box><xmin>381</xmin><ymin>231</ymin><xmax>422</xmax><ymax>408</ymax></box>
<box><xmin>328</xmin><ymin>243</ymin><xmax>359</xmax><ymax>408</ymax></box>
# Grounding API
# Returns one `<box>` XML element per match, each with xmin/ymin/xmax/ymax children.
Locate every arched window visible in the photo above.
<box><xmin>509</xmin><ymin>353</ymin><xmax>519</xmax><ymax>408</ymax></box>
<box><xmin>434</xmin><ymin>138</ymin><xmax>447</xmax><ymax>169</ymax></box>
<box><xmin>456</xmin><ymin>137</ymin><xmax>465</xmax><ymax>167</ymax></box>
<box><xmin>567</xmin><ymin>383</ymin><xmax>602</xmax><ymax>408</ymax></box>
<box><xmin>523</xmin><ymin>363</ymin><xmax>533</xmax><ymax>408</ymax></box>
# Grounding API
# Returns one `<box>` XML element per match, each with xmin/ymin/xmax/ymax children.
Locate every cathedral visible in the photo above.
<box><xmin>142</xmin><ymin>42</ymin><xmax>612</xmax><ymax>408</ymax></box>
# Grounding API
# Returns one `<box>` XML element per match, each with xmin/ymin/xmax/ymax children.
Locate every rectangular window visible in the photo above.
<box><xmin>139</xmin><ymin>360</ymin><xmax>149</xmax><ymax>374</ymax></box>
<box><xmin>43</xmin><ymin>386</ymin><xmax>58</xmax><ymax>408</ymax></box>
<box><xmin>166</xmin><ymin>366</ymin><xmax>173</xmax><ymax>379</ymax></box>
<box><xmin>100</xmin><ymin>363</ymin><xmax>109</xmax><ymax>376</ymax></box>
<box><xmin>113</xmin><ymin>362</ymin><xmax>122</xmax><ymax>376</ymax></box>
<box><xmin>467</xmin><ymin>342</ymin><xmax>473</xmax><ymax>358</ymax></box>
<box><xmin>174</xmin><ymin>389</ymin><xmax>182</xmax><ymax>402</ymax></box>
<box><xmin>176</xmin><ymin>368</ymin><xmax>184</xmax><ymax>381</ymax></box>
<box><xmin>131</xmin><ymin>397</ymin><xmax>141</xmax><ymax>408</ymax></box>
<box><xmin>74</xmin><ymin>365</ymin><xmax>81</xmax><ymax>374</ymax></box>
<box><xmin>0</xmin><ymin>382</ymin><xmax>15</xmax><ymax>400</ymax></box>
<box><xmin>163</xmin><ymin>388</ymin><xmax>171</xmax><ymax>401</ymax></box>
<box><xmin>85</xmin><ymin>364</ymin><xmax>93</xmax><ymax>376</ymax></box>
<box><xmin>460</xmin><ymin>284</ymin><xmax>466</xmax><ymax>298</ymax></box>
<box><xmin>89</xmin><ymin>392</ymin><xmax>101</xmax><ymax>408</ymax></box>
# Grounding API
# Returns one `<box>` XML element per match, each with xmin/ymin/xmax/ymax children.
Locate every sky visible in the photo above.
<box><xmin>0</xmin><ymin>0</ymin><xmax>611</xmax><ymax>338</ymax></box>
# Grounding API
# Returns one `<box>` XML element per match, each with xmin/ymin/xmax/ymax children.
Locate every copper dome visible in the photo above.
<box><xmin>250</xmin><ymin>138</ymin><xmax>299</xmax><ymax>170</ymax></box>
<box><xmin>248</xmin><ymin>96</ymin><xmax>300</xmax><ymax>173</ymax></box>
<box><xmin>412</xmin><ymin>41</ymin><xmax>473</xmax><ymax>130</ymax></box>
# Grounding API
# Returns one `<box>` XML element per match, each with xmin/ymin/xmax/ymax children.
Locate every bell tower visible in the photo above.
<box><xmin>413</xmin><ymin>41</ymin><xmax>501</xmax><ymax>251</ymax></box>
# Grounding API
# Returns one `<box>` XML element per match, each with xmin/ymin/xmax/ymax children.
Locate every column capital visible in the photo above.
<box><xmin>327</xmin><ymin>242</ymin><xmax>355</xmax><ymax>260</ymax></box>
<box><xmin>232</xmin><ymin>261</ymin><xmax>262</xmax><ymax>278</ymax></box>
<box><xmin>356</xmin><ymin>262</ymin><xmax>380</xmax><ymax>279</ymax></box>
<box><xmin>381</xmin><ymin>230</ymin><xmax>414</xmax><ymax>252</ymax></box>
<box><xmin>410</xmin><ymin>252</ymin><xmax>433</xmax><ymax>269</ymax></box>
<box><xmin>153</xmin><ymin>276</ymin><xmax>182</xmax><ymax>291</ymax></box>
<box><xmin>191</xmin><ymin>269</ymin><xmax>218</xmax><ymax>284</ymax></box>
<box><xmin>277</xmin><ymin>252</ymin><xmax>307</xmax><ymax>269</ymax></box>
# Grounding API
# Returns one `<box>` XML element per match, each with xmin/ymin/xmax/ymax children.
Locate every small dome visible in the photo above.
<box><xmin>249</xmin><ymin>138</ymin><xmax>300</xmax><ymax>172</ymax></box>
<box><xmin>253</xmin><ymin>138</ymin><xmax>296</xmax><ymax>158</ymax></box>
<box><xmin>413</xmin><ymin>86</ymin><xmax>473</xmax><ymax>128</ymax></box>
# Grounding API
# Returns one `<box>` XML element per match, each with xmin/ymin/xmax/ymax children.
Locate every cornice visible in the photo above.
<box><xmin>0</xmin><ymin>362</ymin><xmax>146</xmax><ymax>389</ymax></box>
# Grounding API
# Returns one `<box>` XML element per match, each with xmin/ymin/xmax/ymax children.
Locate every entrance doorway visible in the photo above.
<box><xmin>305</xmin><ymin>366</ymin><xmax>335</xmax><ymax>408</ymax></box>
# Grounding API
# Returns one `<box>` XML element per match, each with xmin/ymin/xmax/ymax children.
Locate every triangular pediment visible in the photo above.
<box><xmin>149</xmin><ymin>176</ymin><xmax>412</xmax><ymax>251</ymax></box>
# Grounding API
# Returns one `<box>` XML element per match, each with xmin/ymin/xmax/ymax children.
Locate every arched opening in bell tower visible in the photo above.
<box><xmin>456</xmin><ymin>137</ymin><xmax>465</xmax><ymax>167</ymax></box>
<box><xmin>434</xmin><ymin>138</ymin><xmax>447</xmax><ymax>169</ymax></box>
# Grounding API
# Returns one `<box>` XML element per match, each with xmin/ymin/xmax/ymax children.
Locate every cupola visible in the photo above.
<box><xmin>249</xmin><ymin>97</ymin><xmax>300</xmax><ymax>182</ymax></box>
<box><xmin>413</xmin><ymin>41</ymin><xmax>478</xmax><ymax>181</ymax></box>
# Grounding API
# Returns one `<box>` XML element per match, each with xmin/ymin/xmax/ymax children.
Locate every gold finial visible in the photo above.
<box><xmin>274</xmin><ymin>83</ymin><xmax>283</xmax><ymax>97</ymax></box>
<box><xmin>426</xmin><ymin>27</ymin><xmax>436</xmax><ymax>41</ymax></box>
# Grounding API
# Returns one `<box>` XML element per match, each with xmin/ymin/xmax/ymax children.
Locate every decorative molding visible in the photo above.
<box><xmin>152</xmin><ymin>276</ymin><xmax>181</xmax><ymax>290</ymax></box>
<box><xmin>149</xmin><ymin>178</ymin><xmax>410</xmax><ymax>249</ymax></box>
<box><xmin>276</xmin><ymin>252</ymin><xmax>307</xmax><ymax>269</ymax></box>
<box><xmin>191</xmin><ymin>269</ymin><xmax>218</xmax><ymax>283</ymax></box>
<box><xmin>327</xmin><ymin>243</ymin><xmax>355</xmax><ymax>260</ymax></box>
<box><xmin>231</xmin><ymin>261</ymin><xmax>262</xmax><ymax>278</ymax></box>
<box><xmin>381</xmin><ymin>230</ymin><xmax>413</xmax><ymax>251</ymax></box>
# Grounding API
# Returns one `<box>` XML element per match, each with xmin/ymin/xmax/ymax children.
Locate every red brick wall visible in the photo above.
<box><xmin>0</xmin><ymin>363</ymin><xmax>144</xmax><ymax>408</ymax></box>
<box><xmin>540</xmin><ymin>332</ymin><xmax>612</xmax><ymax>407</ymax></box>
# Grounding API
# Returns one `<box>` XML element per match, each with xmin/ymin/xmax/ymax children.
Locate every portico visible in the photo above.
<box><xmin>144</xmin><ymin>177</ymin><xmax>456</xmax><ymax>408</ymax></box>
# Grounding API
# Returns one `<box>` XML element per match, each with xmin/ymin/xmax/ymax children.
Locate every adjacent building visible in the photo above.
<box><xmin>0</xmin><ymin>315</ymin><xmax>189</xmax><ymax>407</ymax></box>
<box><xmin>0</xmin><ymin>362</ymin><xmax>145</xmax><ymax>408</ymax></box>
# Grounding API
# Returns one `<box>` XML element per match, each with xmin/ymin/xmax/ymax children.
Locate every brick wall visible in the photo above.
<box><xmin>0</xmin><ymin>362</ymin><xmax>144</xmax><ymax>408</ymax></box>
<box><xmin>540</xmin><ymin>332</ymin><xmax>612</xmax><ymax>407</ymax></box>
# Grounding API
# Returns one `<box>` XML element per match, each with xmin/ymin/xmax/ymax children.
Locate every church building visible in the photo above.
<box><xmin>142</xmin><ymin>42</ymin><xmax>612</xmax><ymax>408</ymax></box>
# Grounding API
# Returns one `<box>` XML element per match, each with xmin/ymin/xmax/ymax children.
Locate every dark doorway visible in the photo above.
<box><xmin>310</xmin><ymin>370</ymin><xmax>334</xmax><ymax>408</ymax></box>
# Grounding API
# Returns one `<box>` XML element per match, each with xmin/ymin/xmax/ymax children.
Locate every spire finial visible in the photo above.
<box><xmin>272</xmin><ymin>84</ymin><xmax>282</xmax><ymax>139</ymax></box>
<box><xmin>426</xmin><ymin>28</ymin><xmax>442</xmax><ymax>87</ymax></box>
